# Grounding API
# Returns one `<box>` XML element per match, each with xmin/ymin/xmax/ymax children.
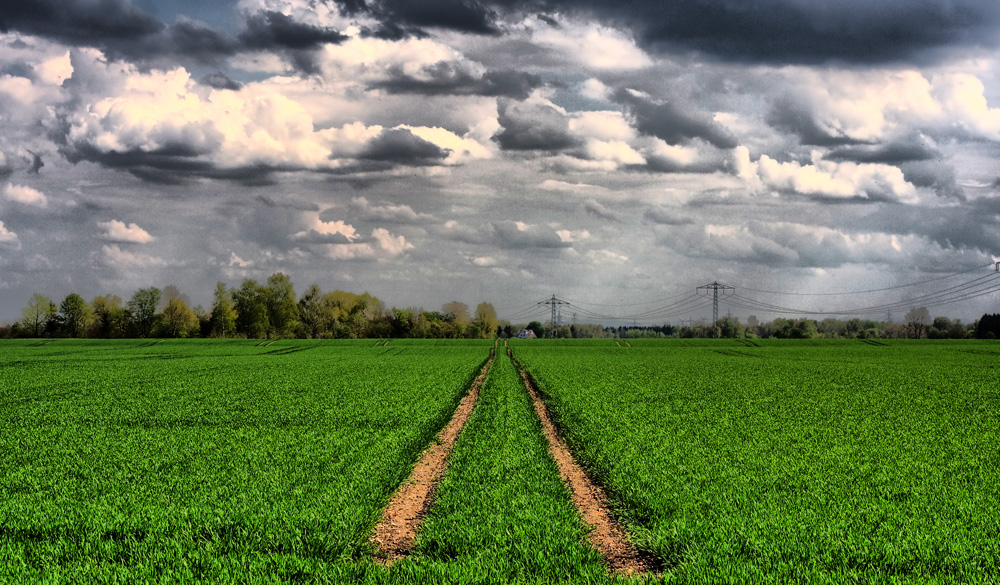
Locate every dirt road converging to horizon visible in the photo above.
<box><xmin>513</xmin><ymin>353</ymin><xmax>655</xmax><ymax>575</ymax></box>
<box><xmin>372</xmin><ymin>348</ymin><xmax>495</xmax><ymax>563</ymax></box>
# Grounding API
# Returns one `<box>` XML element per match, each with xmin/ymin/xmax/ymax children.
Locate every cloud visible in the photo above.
<box><xmin>518</xmin><ymin>0</ymin><xmax>1000</xmax><ymax>64</ymax></box>
<box><xmin>350</xmin><ymin>196</ymin><xmax>433</xmax><ymax>223</ymax></box>
<box><xmin>229</xmin><ymin>251</ymin><xmax>253</xmax><ymax>267</ymax></box>
<box><xmin>736</xmin><ymin>147</ymin><xmax>919</xmax><ymax>203</ymax></box>
<box><xmin>491</xmin><ymin>221</ymin><xmax>573</xmax><ymax>249</ymax></box>
<box><xmin>98</xmin><ymin>219</ymin><xmax>154</xmax><ymax>243</ymax></box>
<box><xmin>199</xmin><ymin>71</ymin><xmax>243</xmax><ymax>91</ymax></box>
<box><xmin>827</xmin><ymin>133</ymin><xmax>941</xmax><ymax>164</ymax></box>
<box><xmin>238</xmin><ymin>10</ymin><xmax>348</xmax><ymax>50</ymax></box>
<box><xmin>0</xmin><ymin>0</ymin><xmax>163</xmax><ymax>45</ymax></box>
<box><xmin>644</xmin><ymin>206</ymin><xmax>695</xmax><ymax>226</ymax></box>
<box><xmin>586</xmin><ymin>249</ymin><xmax>628</xmax><ymax>264</ymax></box>
<box><xmin>100</xmin><ymin>244</ymin><xmax>168</xmax><ymax>267</ymax></box>
<box><xmin>583</xmin><ymin>199</ymin><xmax>620</xmax><ymax>221</ymax></box>
<box><xmin>529</xmin><ymin>17</ymin><xmax>652</xmax><ymax>70</ymax></box>
<box><xmin>292</xmin><ymin>213</ymin><xmax>359</xmax><ymax>244</ymax></box>
<box><xmin>320</xmin><ymin>227</ymin><xmax>413</xmax><ymax>260</ymax></box>
<box><xmin>0</xmin><ymin>220</ymin><xmax>19</xmax><ymax>248</ymax></box>
<box><xmin>493</xmin><ymin>95</ymin><xmax>579</xmax><ymax>151</ymax></box>
<box><xmin>613</xmin><ymin>88</ymin><xmax>738</xmax><ymax>149</ymax></box>
<box><xmin>658</xmin><ymin>220</ymin><xmax>917</xmax><ymax>269</ymax></box>
<box><xmin>371</xmin><ymin>66</ymin><xmax>542</xmax><ymax>99</ymax></box>
<box><xmin>3</xmin><ymin>183</ymin><xmax>47</xmax><ymax>207</ymax></box>
<box><xmin>361</xmin><ymin>127</ymin><xmax>450</xmax><ymax>164</ymax></box>
<box><xmin>59</xmin><ymin>61</ymin><xmax>466</xmax><ymax>180</ymax></box>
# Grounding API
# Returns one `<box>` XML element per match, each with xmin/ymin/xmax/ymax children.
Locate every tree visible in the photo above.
<box><xmin>209</xmin><ymin>282</ymin><xmax>236</xmax><ymax>337</ymax></box>
<box><xmin>905</xmin><ymin>307</ymin><xmax>931</xmax><ymax>339</ymax></box>
<box><xmin>20</xmin><ymin>293</ymin><xmax>55</xmax><ymax>337</ymax></box>
<box><xmin>442</xmin><ymin>301</ymin><xmax>471</xmax><ymax>325</ymax></box>
<box><xmin>232</xmin><ymin>279</ymin><xmax>269</xmax><ymax>338</ymax></box>
<box><xmin>161</xmin><ymin>298</ymin><xmax>198</xmax><ymax>337</ymax></box>
<box><xmin>266</xmin><ymin>272</ymin><xmax>299</xmax><ymax>338</ymax></box>
<box><xmin>526</xmin><ymin>320</ymin><xmax>546</xmax><ymax>339</ymax></box>
<box><xmin>298</xmin><ymin>284</ymin><xmax>325</xmax><ymax>338</ymax></box>
<box><xmin>60</xmin><ymin>293</ymin><xmax>93</xmax><ymax>338</ymax></box>
<box><xmin>90</xmin><ymin>294</ymin><xmax>126</xmax><ymax>338</ymax></box>
<box><xmin>976</xmin><ymin>313</ymin><xmax>1000</xmax><ymax>339</ymax></box>
<box><xmin>127</xmin><ymin>287</ymin><xmax>161</xmax><ymax>338</ymax></box>
<box><xmin>472</xmin><ymin>302</ymin><xmax>499</xmax><ymax>339</ymax></box>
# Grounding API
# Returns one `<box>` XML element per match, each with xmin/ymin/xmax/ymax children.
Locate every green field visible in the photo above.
<box><xmin>2</xmin><ymin>339</ymin><xmax>999</xmax><ymax>583</ymax></box>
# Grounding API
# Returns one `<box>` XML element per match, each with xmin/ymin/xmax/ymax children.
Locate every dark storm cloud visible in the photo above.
<box><xmin>583</xmin><ymin>200</ymin><xmax>619</xmax><ymax>221</ymax></box>
<box><xmin>644</xmin><ymin>207</ymin><xmax>695</xmax><ymax>226</ymax></box>
<box><xmin>61</xmin><ymin>143</ymin><xmax>282</xmax><ymax>185</ymax></box>
<box><xmin>854</xmin><ymin>203</ymin><xmax>1000</xmax><ymax>253</ymax></box>
<box><xmin>765</xmin><ymin>96</ymin><xmax>868</xmax><ymax>147</ymax></box>
<box><xmin>360</xmin><ymin>129</ymin><xmax>451</xmax><ymax>164</ymax></box>
<box><xmin>498</xmin><ymin>0</ymin><xmax>1000</xmax><ymax>64</ymax></box>
<box><xmin>0</xmin><ymin>0</ymin><xmax>163</xmax><ymax>44</ymax></box>
<box><xmin>314</xmin><ymin>0</ymin><xmax>1000</xmax><ymax>63</ymax></box>
<box><xmin>493</xmin><ymin>98</ymin><xmax>579</xmax><ymax>151</ymax></box>
<box><xmin>370</xmin><ymin>67</ymin><xmax>542</xmax><ymax>99</ymax></box>
<box><xmin>613</xmin><ymin>88</ymin><xmax>738</xmax><ymax>150</ymax></box>
<box><xmin>238</xmin><ymin>10</ymin><xmax>348</xmax><ymax>50</ymax></box>
<box><xmin>900</xmin><ymin>161</ymin><xmax>965</xmax><ymax>201</ymax></box>
<box><xmin>827</xmin><ymin>134</ymin><xmax>941</xmax><ymax>164</ymax></box>
<box><xmin>26</xmin><ymin>150</ymin><xmax>44</xmax><ymax>174</ymax></box>
<box><xmin>338</xmin><ymin>0</ymin><xmax>502</xmax><ymax>37</ymax></box>
<box><xmin>199</xmin><ymin>72</ymin><xmax>243</xmax><ymax>91</ymax></box>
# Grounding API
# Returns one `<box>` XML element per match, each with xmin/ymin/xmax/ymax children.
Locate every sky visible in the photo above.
<box><xmin>2</xmin><ymin>0</ymin><xmax>1000</xmax><ymax>326</ymax></box>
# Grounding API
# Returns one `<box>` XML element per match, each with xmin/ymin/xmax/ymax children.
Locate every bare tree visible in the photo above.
<box><xmin>905</xmin><ymin>307</ymin><xmax>931</xmax><ymax>339</ymax></box>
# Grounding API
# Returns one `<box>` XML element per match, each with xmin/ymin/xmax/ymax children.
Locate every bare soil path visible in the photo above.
<box><xmin>372</xmin><ymin>347</ymin><xmax>495</xmax><ymax>563</ymax></box>
<box><xmin>511</xmin><ymin>350</ymin><xmax>656</xmax><ymax>576</ymax></box>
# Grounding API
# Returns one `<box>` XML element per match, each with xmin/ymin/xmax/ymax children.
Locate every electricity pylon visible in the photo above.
<box><xmin>696</xmin><ymin>282</ymin><xmax>735</xmax><ymax>324</ymax></box>
<box><xmin>538</xmin><ymin>295</ymin><xmax>569</xmax><ymax>337</ymax></box>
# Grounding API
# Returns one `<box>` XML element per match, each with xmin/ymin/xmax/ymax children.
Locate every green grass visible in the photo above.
<box><xmin>0</xmin><ymin>339</ymin><xmax>491</xmax><ymax>583</ymax></box>
<box><xmin>377</xmin><ymin>349</ymin><xmax>610</xmax><ymax>584</ymax></box>
<box><xmin>511</xmin><ymin>339</ymin><xmax>1000</xmax><ymax>583</ymax></box>
<box><xmin>5</xmin><ymin>338</ymin><xmax>999</xmax><ymax>583</ymax></box>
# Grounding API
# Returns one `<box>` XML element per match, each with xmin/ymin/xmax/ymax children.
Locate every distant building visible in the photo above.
<box><xmin>517</xmin><ymin>329</ymin><xmax>537</xmax><ymax>339</ymax></box>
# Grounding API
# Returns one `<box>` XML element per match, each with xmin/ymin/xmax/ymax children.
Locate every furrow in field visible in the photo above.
<box><xmin>510</xmin><ymin>349</ymin><xmax>655</xmax><ymax>576</ymax></box>
<box><xmin>372</xmin><ymin>345</ymin><xmax>495</xmax><ymax>563</ymax></box>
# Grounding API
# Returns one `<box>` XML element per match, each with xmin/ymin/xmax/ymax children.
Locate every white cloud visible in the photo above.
<box><xmin>101</xmin><ymin>244</ymin><xmax>168</xmax><ymax>267</ymax></box>
<box><xmin>35</xmin><ymin>51</ymin><xmax>73</xmax><ymax>85</ymax></box>
<box><xmin>580</xmin><ymin>78</ymin><xmax>610</xmax><ymax>101</ymax></box>
<box><xmin>569</xmin><ymin>111</ymin><xmax>634</xmax><ymax>141</ymax></box>
<box><xmin>3</xmin><ymin>183</ymin><xmax>47</xmax><ymax>207</ymax></box>
<box><xmin>322</xmin><ymin>228</ymin><xmax>412</xmax><ymax>260</ymax></box>
<box><xmin>556</xmin><ymin>229</ymin><xmax>591</xmax><ymax>243</ymax></box>
<box><xmin>538</xmin><ymin>179</ymin><xmax>605</xmax><ymax>194</ymax></box>
<box><xmin>587</xmin><ymin>249</ymin><xmax>629</xmax><ymax>264</ymax></box>
<box><xmin>531</xmin><ymin>20</ymin><xmax>652</xmax><ymax>70</ymax></box>
<box><xmin>401</xmin><ymin>125</ymin><xmax>493</xmax><ymax>164</ymax></box>
<box><xmin>584</xmin><ymin>139</ymin><xmax>646</xmax><ymax>166</ymax></box>
<box><xmin>99</xmin><ymin>219</ymin><xmax>154</xmax><ymax>243</ymax></box>
<box><xmin>229</xmin><ymin>252</ymin><xmax>253</xmax><ymax>267</ymax></box>
<box><xmin>0</xmin><ymin>220</ymin><xmax>19</xmax><ymax>248</ymax></box>
<box><xmin>740</xmin><ymin>150</ymin><xmax>918</xmax><ymax>202</ymax></box>
<box><xmin>472</xmin><ymin>256</ymin><xmax>496</xmax><ymax>267</ymax></box>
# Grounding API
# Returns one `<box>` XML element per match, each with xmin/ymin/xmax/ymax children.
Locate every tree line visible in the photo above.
<box><xmin>2</xmin><ymin>275</ymin><xmax>998</xmax><ymax>340</ymax></box>
<box><xmin>4</xmin><ymin>273</ymin><xmax>503</xmax><ymax>340</ymax></box>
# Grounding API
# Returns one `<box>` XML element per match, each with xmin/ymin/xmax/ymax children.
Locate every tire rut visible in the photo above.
<box><xmin>510</xmin><ymin>348</ymin><xmax>657</xmax><ymax>576</ymax></box>
<box><xmin>371</xmin><ymin>344</ymin><xmax>496</xmax><ymax>564</ymax></box>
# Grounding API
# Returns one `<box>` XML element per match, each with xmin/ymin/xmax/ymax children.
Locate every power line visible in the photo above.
<box><xmin>740</xmin><ymin>263</ymin><xmax>993</xmax><ymax>296</ymax></box>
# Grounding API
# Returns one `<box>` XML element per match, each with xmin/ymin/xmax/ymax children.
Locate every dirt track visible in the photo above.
<box><xmin>512</xmin><ymin>351</ymin><xmax>655</xmax><ymax>575</ymax></box>
<box><xmin>371</xmin><ymin>348</ymin><xmax>495</xmax><ymax>563</ymax></box>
